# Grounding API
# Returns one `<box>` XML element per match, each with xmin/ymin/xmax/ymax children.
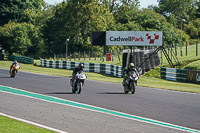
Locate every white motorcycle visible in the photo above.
<box><xmin>70</xmin><ymin>71</ymin><xmax>87</xmax><ymax>94</ymax></box>
<box><xmin>123</xmin><ymin>70</ymin><xmax>139</xmax><ymax>94</ymax></box>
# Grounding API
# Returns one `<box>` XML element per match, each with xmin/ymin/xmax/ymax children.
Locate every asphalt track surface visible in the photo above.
<box><xmin>0</xmin><ymin>69</ymin><xmax>200</xmax><ymax>132</ymax></box>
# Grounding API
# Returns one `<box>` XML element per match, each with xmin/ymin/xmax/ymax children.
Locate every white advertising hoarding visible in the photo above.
<box><xmin>106</xmin><ymin>31</ymin><xmax>163</xmax><ymax>46</ymax></box>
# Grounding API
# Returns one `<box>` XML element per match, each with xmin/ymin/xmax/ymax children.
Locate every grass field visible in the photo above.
<box><xmin>53</xmin><ymin>44</ymin><xmax>200</xmax><ymax>68</ymax></box>
<box><xmin>159</xmin><ymin>44</ymin><xmax>200</xmax><ymax>69</ymax></box>
<box><xmin>0</xmin><ymin>115</ymin><xmax>54</xmax><ymax>133</ymax></box>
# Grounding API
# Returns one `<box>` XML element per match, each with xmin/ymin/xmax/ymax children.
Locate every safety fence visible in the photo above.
<box><xmin>8</xmin><ymin>55</ymin><xmax>34</xmax><ymax>64</ymax></box>
<box><xmin>40</xmin><ymin>59</ymin><xmax>123</xmax><ymax>78</ymax></box>
<box><xmin>160</xmin><ymin>67</ymin><xmax>187</xmax><ymax>82</ymax></box>
<box><xmin>160</xmin><ymin>67</ymin><xmax>200</xmax><ymax>84</ymax></box>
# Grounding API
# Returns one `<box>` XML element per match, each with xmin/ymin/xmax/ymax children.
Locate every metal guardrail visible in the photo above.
<box><xmin>40</xmin><ymin>58</ymin><xmax>123</xmax><ymax>78</ymax></box>
<box><xmin>160</xmin><ymin>67</ymin><xmax>187</xmax><ymax>82</ymax></box>
<box><xmin>161</xmin><ymin>67</ymin><xmax>187</xmax><ymax>82</ymax></box>
<box><xmin>161</xmin><ymin>67</ymin><xmax>200</xmax><ymax>84</ymax></box>
<box><xmin>7</xmin><ymin>56</ymin><xmax>34</xmax><ymax>64</ymax></box>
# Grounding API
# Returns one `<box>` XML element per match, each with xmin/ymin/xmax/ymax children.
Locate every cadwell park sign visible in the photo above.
<box><xmin>91</xmin><ymin>31</ymin><xmax>163</xmax><ymax>46</ymax></box>
<box><xmin>106</xmin><ymin>31</ymin><xmax>163</xmax><ymax>46</ymax></box>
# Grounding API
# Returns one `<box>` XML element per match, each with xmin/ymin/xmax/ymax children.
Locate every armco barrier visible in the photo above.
<box><xmin>8</xmin><ymin>56</ymin><xmax>33</xmax><ymax>64</ymax></box>
<box><xmin>186</xmin><ymin>70</ymin><xmax>200</xmax><ymax>84</ymax></box>
<box><xmin>40</xmin><ymin>59</ymin><xmax>123</xmax><ymax>78</ymax></box>
<box><xmin>160</xmin><ymin>67</ymin><xmax>187</xmax><ymax>82</ymax></box>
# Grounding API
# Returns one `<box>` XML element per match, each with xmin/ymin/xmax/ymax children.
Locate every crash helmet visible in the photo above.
<box><xmin>129</xmin><ymin>63</ymin><xmax>134</xmax><ymax>70</ymax></box>
<box><xmin>79</xmin><ymin>63</ymin><xmax>84</xmax><ymax>69</ymax></box>
<box><xmin>14</xmin><ymin>60</ymin><xmax>18</xmax><ymax>64</ymax></box>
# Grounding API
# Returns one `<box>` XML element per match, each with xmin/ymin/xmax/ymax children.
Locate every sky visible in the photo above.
<box><xmin>44</xmin><ymin>0</ymin><xmax>158</xmax><ymax>9</ymax></box>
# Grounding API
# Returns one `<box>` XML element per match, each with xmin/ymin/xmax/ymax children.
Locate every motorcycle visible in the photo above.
<box><xmin>123</xmin><ymin>70</ymin><xmax>139</xmax><ymax>94</ymax></box>
<box><xmin>10</xmin><ymin>64</ymin><xmax>20</xmax><ymax>78</ymax></box>
<box><xmin>70</xmin><ymin>71</ymin><xmax>87</xmax><ymax>94</ymax></box>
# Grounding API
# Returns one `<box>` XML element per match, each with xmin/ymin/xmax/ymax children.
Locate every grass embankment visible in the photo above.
<box><xmin>0</xmin><ymin>115</ymin><xmax>54</xmax><ymax>133</ymax></box>
<box><xmin>51</xmin><ymin>44</ymin><xmax>200</xmax><ymax>70</ymax></box>
<box><xmin>159</xmin><ymin>44</ymin><xmax>200</xmax><ymax>69</ymax></box>
<box><xmin>0</xmin><ymin>60</ymin><xmax>199</xmax><ymax>93</ymax></box>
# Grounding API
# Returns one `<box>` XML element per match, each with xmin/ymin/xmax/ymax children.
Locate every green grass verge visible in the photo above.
<box><xmin>159</xmin><ymin>44</ymin><xmax>200</xmax><ymax>69</ymax></box>
<box><xmin>0</xmin><ymin>115</ymin><xmax>54</xmax><ymax>133</ymax></box>
<box><xmin>183</xmin><ymin>60</ymin><xmax>200</xmax><ymax>70</ymax></box>
<box><xmin>0</xmin><ymin>60</ymin><xmax>199</xmax><ymax>93</ymax></box>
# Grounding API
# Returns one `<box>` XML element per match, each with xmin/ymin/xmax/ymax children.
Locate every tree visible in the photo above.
<box><xmin>112</xmin><ymin>1</ymin><xmax>179</xmax><ymax>46</ymax></box>
<box><xmin>185</xmin><ymin>18</ymin><xmax>200</xmax><ymax>39</ymax></box>
<box><xmin>0</xmin><ymin>0</ymin><xmax>45</xmax><ymax>26</ymax></box>
<box><xmin>113</xmin><ymin>1</ymin><xmax>139</xmax><ymax>24</ymax></box>
<box><xmin>155</xmin><ymin>0</ymin><xmax>198</xmax><ymax>28</ymax></box>
<box><xmin>0</xmin><ymin>22</ymin><xmax>44</xmax><ymax>57</ymax></box>
<box><xmin>43</xmin><ymin>0</ymin><xmax>115</xmax><ymax>57</ymax></box>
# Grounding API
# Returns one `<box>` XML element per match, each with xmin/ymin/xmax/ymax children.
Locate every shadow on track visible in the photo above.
<box><xmin>45</xmin><ymin>92</ymin><xmax>74</xmax><ymax>95</ymax></box>
<box><xmin>31</xmin><ymin>76</ymin><xmax>65</xmax><ymax>79</ymax></box>
<box><xmin>0</xmin><ymin>77</ymin><xmax>11</xmax><ymax>78</ymax></box>
<box><xmin>96</xmin><ymin>92</ymin><xmax>125</xmax><ymax>95</ymax></box>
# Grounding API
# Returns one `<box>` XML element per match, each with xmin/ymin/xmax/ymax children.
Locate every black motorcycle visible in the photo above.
<box><xmin>70</xmin><ymin>71</ymin><xmax>87</xmax><ymax>94</ymax></box>
<box><xmin>123</xmin><ymin>70</ymin><xmax>139</xmax><ymax>94</ymax></box>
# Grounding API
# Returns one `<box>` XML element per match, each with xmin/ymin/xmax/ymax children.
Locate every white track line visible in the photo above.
<box><xmin>0</xmin><ymin>112</ymin><xmax>68</xmax><ymax>133</ymax></box>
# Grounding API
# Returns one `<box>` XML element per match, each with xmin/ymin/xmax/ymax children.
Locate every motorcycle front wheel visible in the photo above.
<box><xmin>124</xmin><ymin>87</ymin><xmax>128</xmax><ymax>94</ymax></box>
<box><xmin>77</xmin><ymin>81</ymin><xmax>82</xmax><ymax>94</ymax></box>
<box><xmin>130</xmin><ymin>82</ymin><xmax>136</xmax><ymax>94</ymax></box>
<box><xmin>11</xmin><ymin>69</ymin><xmax>16</xmax><ymax>78</ymax></box>
<box><xmin>72</xmin><ymin>86</ymin><xmax>76</xmax><ymax>93</ymax></box>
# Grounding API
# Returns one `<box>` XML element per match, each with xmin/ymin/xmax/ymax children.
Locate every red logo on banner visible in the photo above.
<box><xmin>146</xmin><ymin>33</ymin><xmax>159</xmax><ymax>44</ymax></box>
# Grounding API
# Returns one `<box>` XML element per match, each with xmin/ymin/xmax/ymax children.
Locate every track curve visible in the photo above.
<box><xmin>0</xmin><ymin>69</ymin><xmax>200</xmax><ymax>132</ymax></box>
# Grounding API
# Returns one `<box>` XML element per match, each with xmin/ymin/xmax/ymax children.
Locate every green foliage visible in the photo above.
<box><xmin>0</xmin><ymin>22</ymin><xmax>44</xmax><ymax>58</ymax></box>
<box><xmin>113</xmin><ymin>4</ymin><xmax>179</xmax><ymax>46</ymax></box>
<box><xmin>155</xmin><ymin>0</ymin><xmax>198</xmax><ymax>23</ymax></box>
<box><xmin>185</xmin><ymin>18</ymin><xmax>200</xmax><ymax>39</ymax></box>
<box><xmin>0</xmin><ymin>0</ymin><xmax>199</xmax><ymax>60</ymax></box>
<box><xmin>154</xmin><ymin>0</ymin><xmax>199</xmax><ymax>39</ymax></box>
<box><xmin>176</xmin><ymin>29</ymin><xmax>190</xmax><ymax>45</ymax></box>
<box><xmin>43</xmin><ymin>0</ymin><xmax>114</xmax><ymax>57</ymax></box>
<box><xmin>184</xmin><ymin>60</ymin><xmax>200</xmax><ymax>70</ymax></box>
<box><xmin>0</xmin><ymin>0</ymin><xmax>45</xmax><ymax>26</ymax></box>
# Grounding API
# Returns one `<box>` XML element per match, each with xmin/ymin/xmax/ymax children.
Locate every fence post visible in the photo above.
<box><xmin>175</xmin><ymin>42</ymin><xmax>177</xmax><ymax>56</ymax></box>
<box><xmin>79</xmin><ymin>51</ymin><xmax>80</xmax><ymax>60</ymax></box>
<box><xmin>54</xmin><ymin>54</ymin><xmax>56</xmax><ymax>60</ymax></box>
<box><xmin>186</xmin><ymin>42</ymin><xmax>187</xmax><ymax>56</ymax></box>
<box><xmin>116</xmin><ymin>47</ymin><xmax>120</xmax><ymax>61</ymax></box>
<box><xmin>196</xmin><ymin>41</ymin><xmax>198</xmax><ymax>56</ymax></box>
<box><xmin>61</xmin><ymin>54</ymin><xmax>63</xmax><ymax>60</ymax></box>
<box><xmin>161</xmin><ymin>48</ymin><xmax>163</xmax><ymax>65</ymax></box>
<box><xmin>171</xmin><ymin>43</ymin><xmax>172</xmax><ymax>61</ymax></box>
<box><xmin>84</xmin><ymin>51</ymin><xmax>85</xmax><ymax>60</ymax></box>
<box><xmin>89</xmin><ymin>51</ymin><xmax>90</xmax><ymax>60</ymax></box>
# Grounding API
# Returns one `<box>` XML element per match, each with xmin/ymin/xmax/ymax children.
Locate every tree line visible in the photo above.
<box><xmin>0</xmin><ymin>0</ymin><xmax>199</xmax><ymax>59</ymax></box>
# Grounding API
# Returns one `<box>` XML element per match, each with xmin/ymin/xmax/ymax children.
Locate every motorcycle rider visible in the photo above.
<box><xmin>10</xmin><ymin>60</ymin><xmax>19</xmax><ymax>74</ymax></box>
<box><xmin>122</xmin><ymin>63</ymin><xmax>139</xmax><ymax>86</ymax></box>
<box><xmin>71</xmin><ymin>63</ymin><xmax>85</xmax><ymax>86</ymax></box>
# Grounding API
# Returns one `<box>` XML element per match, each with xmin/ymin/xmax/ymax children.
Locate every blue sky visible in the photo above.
<box><xmin>44</xmin><ymin>0</ymin><xmax>158</xmax><ymax>9</ymax></box>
